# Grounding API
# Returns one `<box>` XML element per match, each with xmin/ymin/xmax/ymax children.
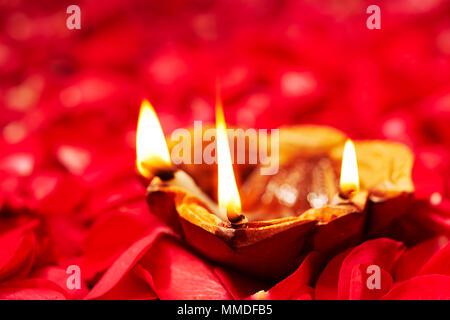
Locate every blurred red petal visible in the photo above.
<box><xmin>248</xmin><ymin>253</ymin><xmax>322</xmax><ymax>300</ymax></box>
<box><xmin>214</xmin><ymin>267</ymin><xmax>267</xmax><ymax>300</ymax></box>
<box><xmin>45</xmin><ymin>216</ymin><xmax>86</xmax><ymax>258</ymax></box>
<box><xmin>84</xmin><ymin>227</ymin><xmax>170</xmax><ymax>300</ymax></box>
<box><xmin>81</xmin><ymin>153</ymin><xmax>135</xmax><ymax>190</ymax></box>
<box><xmin>0</xmin><ymin>278</ymin><xmax>68</xmax><ymax>300</ymax></box>
<box><xmin>417</xmin><ymin>241</ymin><xmax>450</xmax><ymax>276</ymax></box>
<box><xmin>27</xmin><ymin>170</ymin><xmax>87</xmax><ymax>216</ymax></box>
<box><xmin>77</xmin><ymin>23</ymin><xmax>143</xmax><ymax>68</ymax></box>
<box><xmin>265</xmin><ymin>252</ymin><xmax>322</xmax><ymax>299</ymax></box>
<box><xmin>81</xmin><ymin>202</ymin><xmax>169</xmax><ymax>279</ymax></box>
<box><xmin>379</xmin><ymin>202</ymin><xmax>439</xmax><ymax>245</ymax></box>
<box><xmin>79</xmin><ymin>179</ymin><xmax>145</xmax><ymax>222</ymax></box>
<box><xmin>394</xmin><ymin>235</ymin><xmax>449</xmax><ymax>281</ymax></box>
<box><xmin>89</xmin><ymin>270</ymin><xmax>157</xmax><ymax>300</ymax></box>
<box><xmin>421</xmin><ymin>89</ymin><xmax>450</xmax><ymax>144</ymax></box>
<box><xmin>291</xmin><ymin>285</ymin><xmax>314</xmax><ymax>300</ymax></box>
<box><xmin>0</xmin><ymin>220</ymin><xmax>38</xmax><ymax>281</ymax></box>
<box><xmin>337</xmin><ymin>238</ymin><xmax>404</xmax><ymax>300</ymax></box>
<box><xmin>412</xmin><ymin>148</ymin><xmax>447</xmax><ymax>199</ymax></box>
<box><xmin>140</xmin><ymin>236</ymin><xmax>232</xmax><ymax>300</ymax></box>
<box><xmin>31</xmin><ymin>266</ymin><xmax>89</xmax><ymax>299</ymax></box>
<box><xmin>381</xmin><ymin>275</ymin><xmax>450</xmax><ymax>300</ymax></box>
<box><xmin>315</xmin><ymin>249</ymin><xmax>351</xmax><ymax>300</ymax></box>
<box><xmin>56</xmin><ymin>145</ymin><xmax>92</xmax><ymax>176</ymax></box>
<box><xmin>408</xmin><ymin>202</ymin><xmax>450</xmax><ymax>237</ymax></box>
<box><xmin>0</xmin><ymin>148</ymin><xmax>37</xmax><ymax>178</ymax></box>
<box><xmin>348</xmin><ymin>264</ymin><xmax>393</xmax><ymax>300</ymax></box>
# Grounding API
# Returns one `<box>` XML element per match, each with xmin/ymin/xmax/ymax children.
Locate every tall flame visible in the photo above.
<box><xmin>340</xmin><ymin>139</ymin><xmax>360</xmax><ymax>196</ymax></box>
<box><xmin>216</xmin><ymin>95</ymin><xmax>242</xmax><ymax>222</ymax></box>
<box><xmin>136</xmin><ymin>99</ymin><xmax>171</xmax><ymax>178</ymax></box>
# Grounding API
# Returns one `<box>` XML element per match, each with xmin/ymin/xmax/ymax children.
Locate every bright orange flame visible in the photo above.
<box><xmin>216</xmin><ymin>96</ymin><xmax>242</xmax><ymax>220</ymax></box>
<box><xmin>136</xmin><ymin>99</ymin><xmax>171</xmax><ymax>178</ymax></box>
<box><xmin>340</xmin><ymin>139</ymin><xmax>360</xmax><ymax>195</ymax></box>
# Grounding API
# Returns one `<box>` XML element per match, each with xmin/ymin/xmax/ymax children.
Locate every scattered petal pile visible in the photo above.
<box><xmin>1</xmin><ymin>0</ymin><xmax>450</xmax><ymax>299</ymax></box>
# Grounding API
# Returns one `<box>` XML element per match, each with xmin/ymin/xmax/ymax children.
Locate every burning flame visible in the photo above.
<box><xmin>340</xmin><ymin>139</ymin><xmax>360</xmax><ymax>196</ymax></box>
<box><xmin>136</xmin><ymin>99</ymin><xmax>171</xmax><ymax>177</ymax></box>
<box><xmin>216</xmin><ymin>96</ymin><xmax>242</xmax><ymax>222</ymax></box>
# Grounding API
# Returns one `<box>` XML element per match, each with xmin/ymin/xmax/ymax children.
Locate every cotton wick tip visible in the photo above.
<box><xmin>227</xmin><ymin>209</ymin><xmax>248</xmax><ymax>227</ymax></box>
<box><xmin>154</xmin><ymin>167</ymin><xmax>176</xmax><ymax>181</ymax></box>
<box><xmin>339</xmin><ymin>188</ymin><xmax>356</xmax><ymax>200</ymax></box>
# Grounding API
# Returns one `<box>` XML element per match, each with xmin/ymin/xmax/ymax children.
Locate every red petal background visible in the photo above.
<box><xmin>1</xmin><ymin>0</ymin><xmax>450</xmax><ymax>300</ymax></box>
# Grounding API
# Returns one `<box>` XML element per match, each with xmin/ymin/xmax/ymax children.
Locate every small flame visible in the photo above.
<box><xmin>136</xmin><ymin>99</ymin><xmax>171</xmax><ymax>177</ymax></box>
<box><xmin>340</xmin><ymin>139</ymin><xmax>360</xmax><ymax>196</ymax></box>
<box><xmin>216</xmin><ymin>95</ymin><xmax>242</xmax><ymax>222</ymax></box>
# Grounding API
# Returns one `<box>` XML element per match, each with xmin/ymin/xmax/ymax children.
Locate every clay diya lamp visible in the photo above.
<box><xmin>329</xmin><ymin>140</ymin><xmax>414</xmax><ymax>235</ymax></box>
<box><xmin>241</xmin><ymin>129</ymin><xmax>414</xmax><ymax>252</ymax></box>
<box><xmin>168</xmin><ymin>124</ymin><xmax>371</xmax><ymax>257</ymax></box>
<box><xmin>137</xmin><ymin>99</ymin><xmax>414</xmax><ymax>281</ymax></box>
<box><xmin>239</xmin><ymin>128</ymin><xmax>369</xmax><ymax>256</ymax></box>
<box><xmin>139</xmin><ymin>99</ymin><xmax>316</xmax><ymax>280</ymax></box>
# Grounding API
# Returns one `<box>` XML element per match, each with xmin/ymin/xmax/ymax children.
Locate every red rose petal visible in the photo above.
<box><xmin>380</xmin><ymin>202</ymin><xmax>438</xmax><ymax>245</ymax></box>
<box><xmin>315</xmin><ymin>249</ymin><xmax>352</xmax><ymax>300</ymax></box>
<box><xmin>337</xmin><ymin>238</ymin><xmax>405</xmax><ymax>300</ymax></box>
<box><xmin>381</xmin><ymin>275</ymin><xmax>450</xmax><ymax>300</ymax></box>
<box><xmin>0</xmin><ymin>151</ymin><xmax>36</xmax><ymax>178</ymax></box>
<box><xmin>250</xmin><ymin>285</ymin><xmax>315</xmax><ymax>301</ymax></box>
<box><xmin>0</xmin><ymin>229</ymin><xmax>28</xmax><ymax>271</ymax></box>
<box><xmin>56</xmin><ymin>145</ymin><xmax>92</xmax><ymax>176</ymax></box>
<box><xmin>140</xmin><ymin>236</ymin><xmax>232</xmax><ymax>300</ymax></box>
<box><xmin>421</xmin><ymin>90</ymin><xmax>450</xmax><ymax>144</ymax></box>
<box><xmin>214</xmin><ymin>267</ymin><xmax>268</xmax><ymax>300</ymax></box>
<box><xmin>409</xmin><ymin>203</ymin><xmax>450</xmax><ymax>238</ymax></box>
<box><xmin>0</xmin><ymin>220</ymin><xmax>38</xmax><ymax>281</ymax></box>
<box><xmin>3</xmin><ymin>0</ymin><xmax>450</xmax><ymax>301</ymax></box>
<box><xmin>412</xmin><ymin>148</ymin><xmax>447</xmax><ymax>199</ymax></box>
<box><xmin>0</xmin><ymin>232</ymin><xmax>36</xmax><ymax>281</ymax></box>
<box><xmin>79</xmin><ymin>179</ymin><xmax>145</xmax><ymax>222</ymax></box>
<box><xmin>348</xmin><ymin>264</ymin><xmax>393</xmax><ymax>300</ymax></box>
<box><xmin>81</xmin><ymin>153</ymin><xmax>135</xmax><ymax>190</ymax></box>
<box><xmin>291</xmin><ymin>285</ymin><xmax>314</xmax><ymax>300</ymax></box>
<box><xmin>394</xmin><ymin>235</ymin><xmax>449</xmax><ymax>281</ymax></box>
<box><xmin>265</xmin><ymin>252</ymin><xmax>322</xmax><ymax>299</ymax></box>
<box><xmin>89</xmin><ymin>270</ymin><xmax>157</xmax><ymax>300</ymax></box>
<box><xmin>0</xmin><ymin>175</ymin><xmax>25</xmax><ymax>212</ymax></box>
<box><xmin>417</xmin><ymin>241</ymin><xmax>450</xmax><ymax>276</ymax></box>
<box><xmin>133</xmin><ymin>263</ymin><xmax>155</xmax><ymax>288</ymax></box>
<box><xmin>45</xmin><ymin>216</ymin><xmax>86</xmax><ymax>258</ymax></box>
<box><xmin>84</xmin><ymin>227</ymin><xmax>171</xmax><ymax>300</ymax></box>
<box><xmin>0</xmin><ymin>278</ymin><xmax>68</xmax><ymax>300</ymax></box>
<box><xmin>31</xmin><ymin>266</ymin><xmax>89</xmax><ymax>300</ymax></box>
<box><xmin>27</xmin><ymin>170</ymin><xmax>86</xmax><ymax>216</ymax></box>
<box><xmin>81</xmin><ymin>201</ymin><xmax>164</xmax><ymax>279</ymax></box>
